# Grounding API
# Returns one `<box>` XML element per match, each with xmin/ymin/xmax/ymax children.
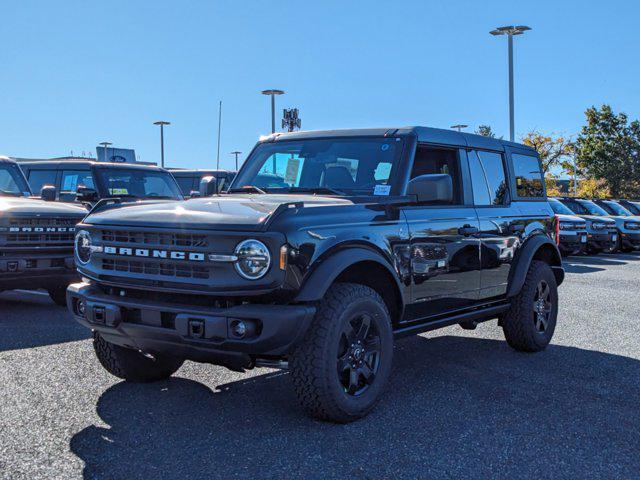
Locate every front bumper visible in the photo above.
<box><xmin>0</xmin><ymin>256</ymin><xmax>77</xmax><ymax>291</ymax></box>
<box><xmin>620</xmin><ymin>232</ymin><xmax>640</xmax><ymax>249</ymax></box>
<box><xmin>558</xmin><ymin>232</ymin><xmax>587</xmax><ymax>255</ymax></box>
<box><xmin>67</xmin><ymin>282</ymin><xmax>316</xmax><ymax>364</ymax></box>
<box><xmin>587</xmin><ymin>232</ymin><xmax>616</xmax><ymax>251</ymax></box>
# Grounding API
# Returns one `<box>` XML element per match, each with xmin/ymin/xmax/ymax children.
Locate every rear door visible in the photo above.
<box><xmin>468</xmin><ymin>149</ymin><xmax>521</xmax><ymax>299</ymax></box>
<box><xmin>401</xmin><ymin>144</ymin><xmax>481</xmax><ymax>320</ymax></box>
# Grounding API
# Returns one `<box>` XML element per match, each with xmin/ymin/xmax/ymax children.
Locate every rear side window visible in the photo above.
<box><xmin>27</xmin><ymin>170</ymin><xmax>57</xmax><ymax>194</ymax></box>
<box><xmin>468</xmin><ymin>150</ymin><xmax>508</xmax><ymax>206</ymax></box>
<box><xmin>512</xmin><ymin>153</ymin><xmax>544</xmax><ymax>197</ymax></box>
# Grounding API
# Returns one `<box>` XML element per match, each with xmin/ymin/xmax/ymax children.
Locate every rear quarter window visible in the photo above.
<box><xmin>512</xmin><ymin>153</ymin><xmax>544</xmax><ymax>198</ymax></box>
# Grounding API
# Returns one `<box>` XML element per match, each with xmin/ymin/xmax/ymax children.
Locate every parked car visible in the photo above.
<box><xmin>0</xmin><ymin>157</ymin><xmax>86</xmax><ymax>305</ymax></box>
<box><xmin>67</xmin><ymin>127</ymin><xmax>564</xmax><ymax>422</ymax></box>
<box><xmin>592</xmin><ymin>199</ymin><xmax>640</xmax><ymax>252</ymax></box>
<box><xmin>547</xmin><ymin>199</ymin><xmax>587</xmax><ymax>256</ymax></box>
<box><xmin>168</xmin><ymin>169</ymin><xmax>236</xmax><ymax>197</ymax></box>
<box><xmin>18</xmin><ymin>160</ymin><xmax>183</xmax><ymax>206</ymax></box>
<box><xmin>555</xmin><ymin>197</ymin><xmax>617</xmax><ymax>253</ymax></box>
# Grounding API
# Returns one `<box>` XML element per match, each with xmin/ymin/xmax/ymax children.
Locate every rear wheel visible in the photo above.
<box><xmin>502</xmin><ymin>261</ymin><xmax>558</xmax><ymax>352</ymax></box>
<box><xmin>93</xmin><ymin>333</ymin><xmax>184</xmax><ymax>382</ymax></box>
<box><xmin>290</xmin><ymin>283</ymin><xmax>394</xmax><ymax>423</ymax></box>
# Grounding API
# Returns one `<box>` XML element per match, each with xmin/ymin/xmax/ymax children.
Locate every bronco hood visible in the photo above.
<box><xmin>0</xmin><ymin>196</ymin><xmax>87</xmax><ymax>217</ymax></box>
<box><xmin>84</xmin><ymin>194</ymin><xmax>354</xmax><ymax>231</ymax></box>
<box><xmin>555</xmin><ymin>213</ymin><xmax>585</xmax><ymax>224</ymax></box>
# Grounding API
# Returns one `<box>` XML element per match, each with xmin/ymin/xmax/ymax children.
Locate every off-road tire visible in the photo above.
<box><xmin>93</xmin><ymin>333</ymin><xmax>184</xmax><ymax>382</ymax></box>
<box><xmin>502</xmin><ymin>260</ymin><xmax>558</xmax><ymax>352</ymax></box>
<box><xmin>290</xmin><ymin>283</ymin><xmax>394</xmax><ymax>423</ymax></box>
<box><xmin>47</xmin><ymin>286</ymin><xmax>68</xmax><ymax>307</ymax></box>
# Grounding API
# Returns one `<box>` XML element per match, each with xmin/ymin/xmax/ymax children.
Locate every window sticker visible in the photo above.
<box><xmin>374</xmin><ymin>184</ymin><xmax>391</xmax><ymax>196</ymax></box>
<box><xmin>284</xmin><ymin>158</ymin><xmax>301</xmax><ymax>185</ymax></box>
<box><xmin>109</xmin><ymin>188</ymin><xmax>129</xmax><ymax>195</ymax></box>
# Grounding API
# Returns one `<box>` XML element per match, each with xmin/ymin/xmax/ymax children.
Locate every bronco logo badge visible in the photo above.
<box><xmin>103</xmin><ymin>246</ymin><xmax>205</xmax><ymax>261</ymax></box>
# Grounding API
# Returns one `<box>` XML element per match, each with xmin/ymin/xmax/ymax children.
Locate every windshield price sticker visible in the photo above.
<box><xmin>374</xmin><ymin>185</ymin><xmax>391</xmax><ymax>196</ymax></box>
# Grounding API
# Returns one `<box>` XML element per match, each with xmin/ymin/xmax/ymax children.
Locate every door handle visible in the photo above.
<box><xmin>458</xmin><ymin>225</ymin><xmax>479</xmax><ymax>236</ymax></box>
<box><xmin>509</xmin><ymin>224</ymin><xmax>525</xmax><ymax>233</ymax></box>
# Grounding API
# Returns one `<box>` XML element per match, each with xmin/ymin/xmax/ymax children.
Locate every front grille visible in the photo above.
<box><xmin>101</xmin><ymin>230</ymin><xmax>208</xmax><ymax>248</ymax></box>
<box><xmin>561</xmin><ymin>223</ymin><xmax>586</xmax><ymax>231</ymax></box>
<box><xmin>102</xmin><ymin>259</ymin><xmax>210</xmax><ymax>280</ymax></box>
<box><xmin>0</xmin><ymin>217</ymin><xmax>78</xmax><ymax>248</ymax></box>
<box><xmin>8</xmin><ymin>218</ymin><xmax>77</xmax><ymax>227</ymax></box>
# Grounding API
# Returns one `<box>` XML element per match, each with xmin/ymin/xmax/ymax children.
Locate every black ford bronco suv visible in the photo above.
<box><xmin>0</xmin><ymin>157</ymin><xmax>86</xmax><ymax>305</ymax></box>
<box><xmin>67</xmin><ymin>127</ymin><xmax>564</xmax><ymax>422</ymax></box>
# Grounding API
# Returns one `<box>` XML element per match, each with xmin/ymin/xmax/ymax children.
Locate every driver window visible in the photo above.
<box><xmin>410</xmin><ymin>146</ymin><xmax>461</xmax><ymax>204</ymax></box>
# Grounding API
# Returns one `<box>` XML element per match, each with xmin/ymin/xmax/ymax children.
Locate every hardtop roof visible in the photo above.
<box><xmin>18</xmin><ymin>160</ymin><xmax>168</xmax><ymax>171</ymax></box>
<box><xmin>266</xmin><ymin>126</ymin><xmax>535</xmax><ymax>152</ymax></box>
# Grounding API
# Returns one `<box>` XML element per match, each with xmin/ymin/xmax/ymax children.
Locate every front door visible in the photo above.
<box><xmin>401</xmin><ymin>145</ymin><xmax>482</xmax><ymax>320</ymax></box>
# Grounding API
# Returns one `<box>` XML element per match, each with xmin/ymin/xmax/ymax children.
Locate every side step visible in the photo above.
<box><xmin>393</xmin><ymin>303</ymin><xmax>510</xmax><ymax>339</ymax></box>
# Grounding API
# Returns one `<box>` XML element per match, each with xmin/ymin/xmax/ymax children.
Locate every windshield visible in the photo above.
<box><xmin>625</xmin><ymin>201</ymin><xmax>640</xmax><ymax>215</ymax></box>
<box><xmin>577</xmin><ymin>200</ymin><xmax>609</xmax><ymax>216</ymax></box>
<box><xmin>602</xmin><ymin>201</ymin><xmax>632</xmax><ymax>216</ymax></box>
<box><xmin>96</xmin><ymin>168</ymin><xmax>183</xmax><ymax>200</ymax></box>
<box><xmin>0</xmin><ymin>163</ymin><xmax>31</xmax><ymax>196</ymax></box>
<box><xmin>549</xmin><ymin>199</ymin><xmax>575</xmax><ymax>216</ymax></box>
<box><xmin>231</xmin><ymin>137</ymin><xmax>403</xmax><ymax>196</ymax></box>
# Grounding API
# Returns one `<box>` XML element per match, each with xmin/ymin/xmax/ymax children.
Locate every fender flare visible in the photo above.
<box><xmin>294</xmin><ymin>247</ymin><xmax>403</xmax><ymax>306</ymax></box>
<box><xmin>506</xmin><ymin>235</ymin><xmax>564</xmax><ymax>297</ymax></box>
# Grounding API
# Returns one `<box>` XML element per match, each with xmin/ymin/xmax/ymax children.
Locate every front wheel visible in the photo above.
<box><xmin>290</xmin><ymin>283</ymin><xmax>394</xmax><ymax>423</ymax></box>
<box><xmin>502</xmin><ymin>261</ymin><xmax>558</xmax><ymax>352</ymax></box>
<box><xmin>93</xmin><ymin>333</ymin><xmax>184</xmax><ymax>383</ymax></box>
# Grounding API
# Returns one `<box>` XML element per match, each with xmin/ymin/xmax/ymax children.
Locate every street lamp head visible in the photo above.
<box><xmin>450</xmin><ymin>124</ymin><xmax>468</xmax><ymax>131</ymax></box>
<box><xmin>99</xmin><ymin>141</ymin><xmax>112</xmax><ymax>147</ymax></box>
<box><xmin>261</xmin><ymin>89</ymin><xmax>285</xmax><ymax>96</ymax></box>
<box><xmin>154</xmin><ymin>121</ymin><xmax>170</xmax><ymax>126</ymax></box>
<box><xmin>230</xmin><ymin>151</ymin><xmax>242</xmax><ymax>155</ymax></box>
<box><xmin>490</xmin><ymin>25</ymin><xmax>531</xmax><ymax>36</ymax></box>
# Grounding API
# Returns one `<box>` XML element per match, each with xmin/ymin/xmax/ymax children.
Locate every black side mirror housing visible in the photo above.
<box><xmin>76</xmin><ymin>187</ymin><xmax>99</xmax><ymax>203</ymax></box>
<box><xmin>40</xmin><ymin>185</ymin><xmax>57</xmax><ymax>202</ymax></box>
<box><xmin>199</xmin><ymin>176</ymin><xmax>218</xmax><ymax>197</ymax></box>
<box><xmin>406</xmin><ymin>174</ymin><xmax>453</xmax><ymax>204</ymax></box>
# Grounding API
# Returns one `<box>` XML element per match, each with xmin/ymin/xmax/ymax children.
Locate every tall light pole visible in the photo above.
<box><xmin>153</xmin><ymin>121</ymin><xmax>170</xmax><ymax>168</ymax></box>
<box><xmin>490</xmin><ymin>25</ymin><xmax>531</xmax><ymax>142</ymax></box>
<box><xmin>261</xmin><ymin>89</ymin><xmax>285</xmax><ymax>133</ymax></box>
<box><xmin>451</xmin><ymin>124</ymin><xmax>468</xmax><ymax>132</ymax></box>
<box><xmin>99</xmin><ymin>141</ymin><xmax>112</xmax><ymax>162</ymax></box>
<box><xmin>230</xmin><ymin>151</ymin><xmax>242</xmax><ymax>171</ymax></box>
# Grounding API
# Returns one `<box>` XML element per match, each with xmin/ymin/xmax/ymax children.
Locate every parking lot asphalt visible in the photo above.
<box><xmin>1</xmin><ymin>254</ymin><xmax>639</xmax><ymax>480</ymax></box>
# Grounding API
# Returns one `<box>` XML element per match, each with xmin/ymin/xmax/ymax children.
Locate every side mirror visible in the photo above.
<box><xmin>40</xmin><ymin>185</ymin><xmax>57</xmax><ymax>202</ymax></box>
<box><xmin>199</xmin><ymin>176</ymin><xmax>218</xmax><ymax>197</ymax></box>
<box><xmin>76</xmin><ymin>187</ymin><xmax>98</xmax><ymax>203</ymax></box>
<box><xmin>189</xmin><ymin>190</ymin><xmax>201</xmax><ymax>198</ymax></box>
<box><xmin>406</xmin><ymin>174</ymin><xmax>453</xmax><ymax>204</ymax></box>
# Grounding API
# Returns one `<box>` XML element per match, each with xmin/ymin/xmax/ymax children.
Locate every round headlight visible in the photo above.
<box><xmin>75</xmin><ymin>230</ymin><xmax>92</xmax><ymax>265</ymax></box>
<box><xmin>234</xmin><ymin>239</ymin><xmax>271</xmax><ymax>280</ymax></box>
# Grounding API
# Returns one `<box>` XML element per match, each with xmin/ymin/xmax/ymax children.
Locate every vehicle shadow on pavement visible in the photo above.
<box><xmin>0</xmin><ymin>291</ymin><xmax>89</xmax><ymax>352</ymax></box>
<box><xmin>69</xmin><ymin>335</ymin><xmax>640</xmax><ymax>479</ymax></box>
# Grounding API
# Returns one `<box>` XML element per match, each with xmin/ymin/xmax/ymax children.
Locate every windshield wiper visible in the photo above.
<box><xmin>284</xmin><ymin>186</ymin><xmax>346</xmax><ymax>196</ymax></box>
<box><xmin>0</xmin><ymin>190</ymin><xmax>23</xmax><ymax>197</ymax></box>
<box><xmin>228</xmin><ymin>185</ymin><xmax>267</xmax><ymax>194</ymax></box>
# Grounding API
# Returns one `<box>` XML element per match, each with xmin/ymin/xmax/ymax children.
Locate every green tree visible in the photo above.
<box><xmin>575</xmin><ymin>105</ymin><xmax>640</xmax><ymax>197</ymax></box>
<box><xmin>475</xmin><ymin>125</ymin><xmax>497</xmax><ymax>138</ymax></box>
<box><xmin>521</xmin><ymin>131</ymin><xmax>574</xmax><ymax>174</ymax></box>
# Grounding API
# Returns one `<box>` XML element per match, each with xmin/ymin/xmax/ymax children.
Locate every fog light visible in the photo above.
<box><xmin>230</xmin><ymin>319</ymin><xmax>247</xmax><ymax>338</ymax></box>
<box><xmin>76</xmin><ymin>299</ymin><xmax>86</xmax><ymax>317</ymax></box>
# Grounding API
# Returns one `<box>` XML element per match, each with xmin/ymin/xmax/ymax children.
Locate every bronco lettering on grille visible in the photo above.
<box><xmin>103</xmin><ymin>246</ymin><xmax>205</xmax><ymax>261</ymax></box>
<box><xmin>7</xmin><ymin>226</ymin><xmax>75</xmax><ymax>233</ymax></box>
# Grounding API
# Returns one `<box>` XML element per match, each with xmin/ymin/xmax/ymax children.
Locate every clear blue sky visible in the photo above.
<box><xmin>2</xmin><ymin>0</ymin><xmax>638</xmax><ymax>170</ymax></box>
